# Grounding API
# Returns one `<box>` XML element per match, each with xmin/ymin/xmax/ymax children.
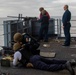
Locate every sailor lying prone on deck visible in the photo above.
<box><xmin>13</xmin><ymin>43</ymin><xmax>75</xmax><ymax>75</ymax></box>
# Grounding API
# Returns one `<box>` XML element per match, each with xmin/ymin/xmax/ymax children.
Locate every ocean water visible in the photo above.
<box><xmin>0</xmin><ymin>16</ymin><xmax>76</xmax><ymax>49</ymax></box>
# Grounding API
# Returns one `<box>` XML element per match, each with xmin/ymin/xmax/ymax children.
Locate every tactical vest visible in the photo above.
<box><xmin>19</xmin><ymin>48</ymin><xmax>33</xmax><ymax>65</ymax></box>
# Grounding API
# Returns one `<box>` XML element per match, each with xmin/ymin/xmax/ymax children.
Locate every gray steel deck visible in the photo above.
<box><xmin>0</xmin><ymin>38</ymin><xmax>76</xmax><ymax>75</ymax></box>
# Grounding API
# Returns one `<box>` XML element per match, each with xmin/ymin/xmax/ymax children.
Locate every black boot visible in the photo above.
<box><xmin>70</xmin><ymin>59</ymin><xmax>76</xmax><ymax>68</ymax></box>
<box><xmin>65</xmin><ymin>61</ymin><xmax>75</xmax><ymax>75</ymax></box>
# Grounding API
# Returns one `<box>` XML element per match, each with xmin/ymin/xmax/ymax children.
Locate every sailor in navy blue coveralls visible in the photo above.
<box><xmin>62</xmin><ymin>5</ymin><xmax>71</xmax><ymax>46</ymax></box>
<box><xmin>13</xmin><ymin>46</ymin><xmax>75</xmax><ymax>75</ymax></box>
<box><xmin>38</xmin><ymin>10</ymin><xmax>49</xmax><ymax>42</ymax></box>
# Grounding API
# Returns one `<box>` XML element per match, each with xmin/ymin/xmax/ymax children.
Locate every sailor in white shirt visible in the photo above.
<box><xmin>13</xmin><ymin>43</ymin><xmax>33</xmax><ymax>67</ymax></box>
<box><xmin>12</xmin><ymin>43</ymin><xmax>75</xmax><ymax>75</ymax></box>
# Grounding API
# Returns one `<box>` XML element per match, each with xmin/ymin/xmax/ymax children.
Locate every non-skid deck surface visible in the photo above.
<box><xmin>70</xmin><ymin>45</ymin><xmax>76</xmax><ymax>48</ymax></box>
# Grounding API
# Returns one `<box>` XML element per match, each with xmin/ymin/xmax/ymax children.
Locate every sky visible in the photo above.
<box><xmin>0</xmin><ymin>0</ymin><xmax>76</xmax><ymax>17</ymax></box>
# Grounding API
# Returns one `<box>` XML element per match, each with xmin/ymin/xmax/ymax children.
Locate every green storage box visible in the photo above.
<box><xmin>1</xmin><ymin>59</ymin><xmax>10</xmax><ymax>67</ymax></box>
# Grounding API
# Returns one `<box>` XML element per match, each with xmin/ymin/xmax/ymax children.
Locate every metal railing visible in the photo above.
<box><xmin>0</xmin><ymin>17</ymin><xmax>76</xmax><ymax>47</ymax></box>
<box><xmin>55</xmin><ymin>19</ymin><xmax>76</xmax><ymax>38</ymax></box>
